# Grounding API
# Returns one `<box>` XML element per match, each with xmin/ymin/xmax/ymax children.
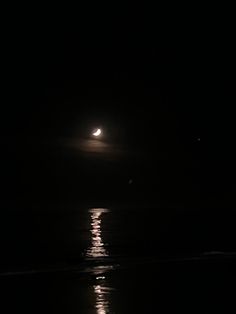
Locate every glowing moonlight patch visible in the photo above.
<box><xmin>92</xmin><ymin>128</ymin><xmax>102</xmax><ymax>137</ymax></box>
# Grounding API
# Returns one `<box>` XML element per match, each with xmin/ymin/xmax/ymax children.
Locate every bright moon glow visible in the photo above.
<box><xmin>93</xmin><ymin>128</ymin><xmax>102</xmax><ymax>137</ymax></box>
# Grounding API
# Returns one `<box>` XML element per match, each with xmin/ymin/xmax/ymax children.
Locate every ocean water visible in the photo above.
<box><xmin>1</xmin><ymin>204</ymin><xmax>236</xmax><ymax>313</ymax></box>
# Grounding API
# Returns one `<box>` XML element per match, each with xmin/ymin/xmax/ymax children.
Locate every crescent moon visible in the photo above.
<box><xmin>92</xmin><ymin>128</ymin><xmax>102</xmax><ymax>137</ymax></box>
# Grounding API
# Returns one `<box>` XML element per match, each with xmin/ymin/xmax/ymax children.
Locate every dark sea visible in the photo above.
<box><xmin>1</xmin><ymin>138</ymin><xmax>236</xmax><ymax>313</ymax></box>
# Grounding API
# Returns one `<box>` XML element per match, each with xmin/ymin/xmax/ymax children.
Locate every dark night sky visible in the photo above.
<box><xmin>1</xmin><ymin>13</ymin><xmax>236</xmax><ymax>207</ymax></box>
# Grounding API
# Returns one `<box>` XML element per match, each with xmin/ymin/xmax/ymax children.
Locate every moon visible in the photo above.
<box><xmin>92</xmin><ymin>128</ymin><xmax>102</xmax><ymax>137</ymax></box>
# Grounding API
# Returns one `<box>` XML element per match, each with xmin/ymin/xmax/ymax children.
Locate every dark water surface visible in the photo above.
<box><xmin>1</xmin><ymin>204</ymin><xmax>236</xmax><ymax>313</ymax></box>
